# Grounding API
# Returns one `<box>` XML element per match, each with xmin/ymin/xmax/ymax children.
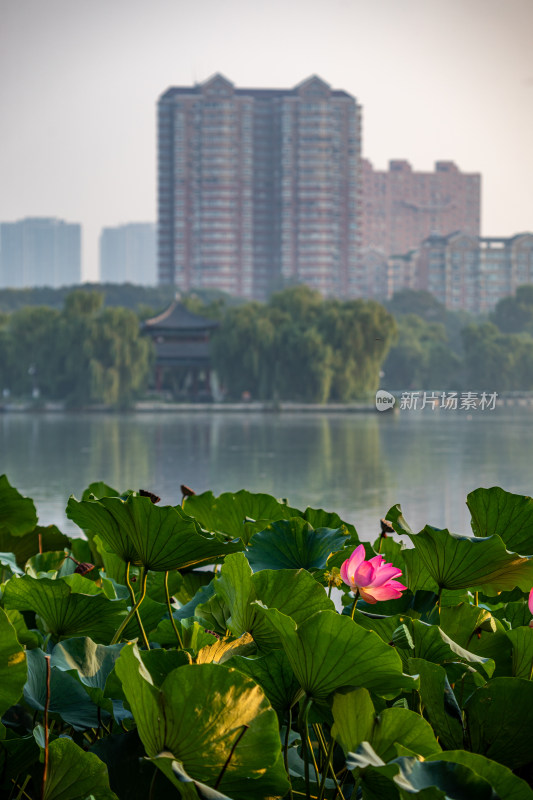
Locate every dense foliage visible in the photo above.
<box><xmin>1</xmin><ymin>473</ymin><xmax>533</xmax><ymax>798</ymax></box>
<box><xmin>211</xmin><ymin>286</ymin><xmax>396</xmax><ymax>402</ymax></box>
<box><xmin>0</xmin><ymin>291</ymin><xmax>152</xmax><ymax>408</ymax></box>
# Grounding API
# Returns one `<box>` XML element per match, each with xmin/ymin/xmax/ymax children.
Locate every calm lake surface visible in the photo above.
<box><xmin>1</xmin><ymin>407</ymin><xmax>533</xmax><ymax>539</ymax></box>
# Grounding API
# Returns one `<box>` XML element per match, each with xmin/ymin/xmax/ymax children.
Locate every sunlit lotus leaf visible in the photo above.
<box><xmin>38</xmin><ymin>736</ymin><xmax>118</xmax><ymax>800</ymax></box>
<box><xmin>99</xmin><ymin>494</ymin><xmax>243</xmax><ymax>571</ymax></box>
<box><xmin>115</xmin><ymin>644</ymin><xmax>284</xmax><ymax>794</ymax></box>
<box><xmin>66</xmin><ymin>495</ymin><xmax>139</xmax><ymax>564</ymax></box>
<box><xmin>231</xmin><ymin>649</ymin><xmax>302</xmax><ymax>716</ymax></box>
<box><xmin>468</xmin><ymin>486</ymin><xmax>533</xmax><ymax>554</ymax></box>
<box><xmin>332</xmin><ymin>686</ymin><xmax>440</xmax><ymax>761</ymax></box>
<box><xmin>196</xmin><ymin>633</ymin><xmax>255</xmax><ymax>665</ymax></box>
<box><xmin>198</xmin><ymin>553</ymin><xmax>334</xmax><ymax>650</ymax></box>
<box><xmin>25</xmin><ymin>550</ymin><xmax>68</xmax><ymax>577</ymax></box>
<box><xmin>183</xmin><ymin>489</ymin><xmax>298</xmax><ymax>542</ymax></box>
<box><xmin>426</xmin><ymin>751</ymin><xmax>533</xmax><ymax>800</ymax></box>
<box><xmin>3</xmin><ymin>574</ymin><xmax>127</xmax><ymax>642</ymax></box>
<box><xmin>406</xmin><ymin>527</ymin><xmax>533</xmax><ymax>593</ymax></box>
<box><xmin>465</xmin><ymin>677</ymin><xmax>533</xmax><ymax>770</ymax></box>
<box><xmin>0</xmin><ymin>474</ymin><xmax>38</xmax><ymax>536</ymax></box>
<box><xmin>24</xmin><ymin>647</ymin><xmax>106</xmax><ymax>730</ymax></box>
<box><xmin>408</xmin><ymin>657</ymin><xmax>464</xmax><ymax>750</ymax></box>
<box><xmin>346</xmin><ymin>742</ymin><xmax>496</xmax><ymax>800</ymax></box>
<box><xmin>503</xmin><ymin>627</ymin><xmax>533</xmax><ymax>679</ymax></box>
<box><xmin>0</xmin><ymin>607</ymin><xmax>27</xmax><ymax>737</ymax></box>
<box><xmin>253</xmin><ymin>606</ymin><xmax>417</xmax><ymax>699</ymax></box>
<box><xmin>246</xmin><ymin>518</ymin><xmax>348</xmax><ymax>571</ymax></box>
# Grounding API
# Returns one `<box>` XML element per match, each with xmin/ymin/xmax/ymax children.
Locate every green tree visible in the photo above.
<box><xmin>491</xmin><ymin>285</ymin><xmax>533</xmax><ymax>335</ymax></box>
<box><xmin>462</xmin><ymin>322</ymin><xmax>533</xmax><ymax>391</ymax></box>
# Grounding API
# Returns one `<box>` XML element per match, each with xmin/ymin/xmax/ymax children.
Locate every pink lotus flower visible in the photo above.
<box><xmin>529</xmin><ymin>588</ymin><xmax>533</xmax><ymax>628</ymax></box>
<box><xmin>340</xmin><ymin>544</ymin><xmax>407</xmax><ymax>604</ymax></box>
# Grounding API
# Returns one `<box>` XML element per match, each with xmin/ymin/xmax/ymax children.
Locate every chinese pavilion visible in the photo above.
<box><xmin>141</xmin><ymin>299</ymin><xmax>219</xmax><ymax>399</ymax></box>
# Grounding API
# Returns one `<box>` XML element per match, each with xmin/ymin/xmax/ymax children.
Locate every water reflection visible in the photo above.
<box><xmin>1</xmin><ymin>408</ymin><xmax>532</xmax><ymax>538</ymax></box>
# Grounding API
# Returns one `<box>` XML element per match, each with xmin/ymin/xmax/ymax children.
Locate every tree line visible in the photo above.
<box><xmin>2</xmin><ymin>283</ymin><xmax>533</xmax><ymax>407</ymax></box>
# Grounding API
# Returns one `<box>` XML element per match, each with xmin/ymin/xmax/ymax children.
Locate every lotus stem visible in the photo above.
<box><xmin>298</xmin><ymin>697</ymin><xmax>313</xmax><ymax>799</ymax></box>
<box><xmin>474</xmin><ymin>591</ymin><xmax>479</xmax><ymax>606</ymax></box>
<box><xmin>164</xmin><ymin>570</ymin><xmax>184</xmax><ymax>649</ymax></box>
<box><xmin>284</xmin><ymin>707</ymin><xmax>294</xmax><ymax>800</ymax></box>
<box><xmin>41</xmin><ymin>654</ymin><xmax>51</xmax><ymax>800</ymax></box>
<box><xmin>316</xmin><ymin>734</ymin><xmax>335</xmax><ymax>800</ymax></box>
<box><xmin>350</xmin><ymin>590</ymin><xmax>360</xmax><ymax>620</ymax></box>
<box><xmin>214</xmin><ymin>724</ymin><xmax>248</xmax><ymax>790</ymax></box>
<box><xmin>111</xmin><ymin>568</ymin><xmax>149</xmax><ymax>646</ymax></box>
<box><xmin>307</xmin><ymin>727</ymin><xmax>320</xmax><ymax>785</ymax></box>
<box><xmin>125</xmin><ymin>562</ymin><xmax>150</xmax><ymax>650</ymax></box>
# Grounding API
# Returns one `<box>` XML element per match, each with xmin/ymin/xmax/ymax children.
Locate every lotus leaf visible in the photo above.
<box><xmin>115</xmin><ymin>644</ymin><xmax>284</xmax><ymax>795</ymax></box>
<box><xmin>468</xmin><ymin>486</ymin><xmax>533</xmax><ymax>555</ymax></box>
<box><xmin>246</xmin><ymin>517</ymin><xmax>348</xmax><ymax>571</ymax></box>
<box><xmin>253</xmin><ymin>606</ymin><xmax>417</xmax><ymax>699</ymax></box>
<box><xmin>3</xmin><ymin>575</ymin><xmax>127</xmax><ymax>642</ymax></box>
<box><xmin>332</xmin><ymin>686</ymin><xmax>441</xmax><ymax>761</ymax></box>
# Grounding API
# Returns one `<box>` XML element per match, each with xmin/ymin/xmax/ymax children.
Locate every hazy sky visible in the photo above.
<box><xmin>1</xmin><ymin>0</ymin><xmax>532</xmax><ymax>281</ymax></box>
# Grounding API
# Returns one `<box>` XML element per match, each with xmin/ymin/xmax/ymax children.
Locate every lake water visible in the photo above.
<box><xmin>1</xmin><ymin>407</ymin><xmax>533</xmax><ymax>540</ymax></box>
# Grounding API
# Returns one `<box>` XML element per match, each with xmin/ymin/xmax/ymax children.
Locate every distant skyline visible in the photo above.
<box><xmin>1</xmin><ymin>0</ymin><xmax>532</xmax><ymax>282</ymax></box>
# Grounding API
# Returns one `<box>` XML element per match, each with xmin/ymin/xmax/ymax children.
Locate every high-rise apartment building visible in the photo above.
<box><xmin>0</xmin><ymin>217</ymin><xmax>81</xmax><ymax>289</ymax></box>
<box><xmin>417</xmin><ymin>232</ymin><xmax>533</xmax><ymax>312</ymax></box>
<box><xmin>99</xmin><ymin>223</ymin><xmax>156</xmax><ymax>285</ymax></box>
<box><xmin>360</xmin><ymin>159</ymin><xmax>480</xmax><ymax>298</ymax></box>
<box><xmin>158</xmin><ymin>74</ymin><xmax>361</xmax><ymax>300</ymax></box>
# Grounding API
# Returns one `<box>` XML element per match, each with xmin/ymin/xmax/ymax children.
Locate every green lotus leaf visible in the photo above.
<box><xmin>426</xmin><ymin>751</ymin><xmax>533</xmax><ymax>800</ymax></box>
<box><xmin>347</xmin><ymin>743</ymin><xmax>496</xmax><ymax>800</ymax></box>
<box><xmin>0</xmin><ymin>734</ymin><xmax>40</xmax><ymax>792</ymax></box>
<box><xmin>3</xmin><ymin>575</ymin><xmax>127</xmax><ymax>642</ymax></box>
<box><xmin>502</xmin><ymin>627</ymin><xmax>533</xmax><ymax>678</ymax></box>
<box><xmin>253</xmin><ymin>606</ymin><xmax>417</xmax><ymax>699</ymax></box>
<box><xmin>231</xmin><ymin>649</ymin><xmax>302</xmax><ymax>716</ymax></box>
<box><xmin>0</xmin><ymin>525</ymin><xmax>70</xmax><ymax>569</ymax></box>
<box><xmin>493</xmin><ymin>599</ymin><xmax>532</xmax><ymax>629</ymax></box>
<box><xmin>468</xmin><ymin>486</ymin><xmax>533</xmax><ymax>555</ymax></box>
<box><xmin>38</xmin><ymin>736</ymin><xmax>118</xmax><ymax>800</ymax></box>
<box><xmin>66</xmin><ymin>495</ymin><xmax>139</xmax><ymax>564</ymax></box>
<box><xmin>82</xmin><ymin>481</ymin><xmax>121</xmax><ymax>501</ymax></box>
<box><xmin>408</xmin><ymin>658</ymin><xmax>464</xmax><ymax>750</ymax></box>
<box><xmin>115</xmin><ymin>644</ymin><xmax>283</xmax><ymax>793</ymax></box>
<box><xmin>151</xmin><ymin>617</ymin><xmax>217</xmax><ymax>652</ymax></box>
<box><xmin>24</xmin><ymin>647</ymin><xmax>107</xmax><ymax>730</ymax></box>
<box><xmin>438</xmin><ymin>604</ymin><xmax>499</xmax><ymax>649</ymax></box>
<box><xmin>0</xmin><ymin>551</ymin><xmax>23</xmax><ymax>576</ymax></box>
<box><xmin>246</xmin><ymin>517</ymin><xmax>348</xmax><ymax>571</ymax></box>
<box><xmin>0</xmin><ymin>607</ymin><xmax>27</xmax><ymax>737</ymax></box>
<box><xmin>332</xmin><ymin>686</ymin><xmax>441</xmax><ymax>761</ymax></box>
<box><xmin>0</xmin><ymin>474</ymin><xmax>38</xmax><ymax>537</ymax></box>
<box><xmin>464</xmin><ymin>677</ymin><xmax>533</xmax><ymax>770</ymax></box>
<box><xmin>183</xmin><ymin>489</ymin><xmax>298</xmax><ymax>542</ymax></box>
<box><xmin>407</xmin><ymin>527</ymin><xmax>533</xmax><ymax>593</ymax></box>
<box><xmin>294</xmin><ymin>506</ymin><xmax>358</xmax><ymax>542</ymax></box>
<box><xmin>139</xmin><ymin>648</ymin><xmax>191</xmax><ymax>685</ymax></box>
<box><xmin>198</xmin><ymin>553</ymin><xmax>334</xmax><ymax>651</ymax></box>
<box><xmin>4</xmin><ymin>607</ymin><xmax>41</xmax><ymax>648</ymax></box>
<box><xmin>51</xmin><ymin>637</ymin><xmax>127</xmax><ymax>690</ymax></box>
<box><xmin>94</xmin><ymin>494</ymin><xmax>243</xmax><ymax>571</ymax></box>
